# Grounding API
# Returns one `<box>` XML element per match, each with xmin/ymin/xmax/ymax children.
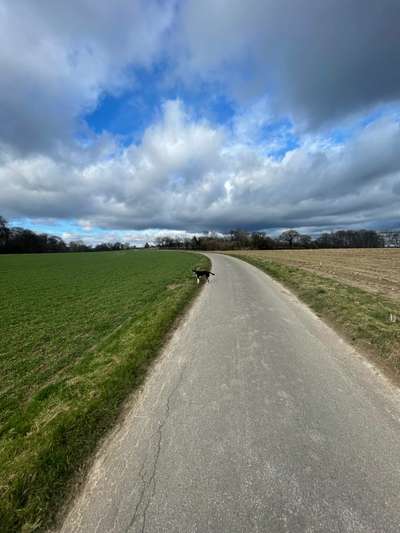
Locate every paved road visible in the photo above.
<box><xmin>61</xmin><ymin>253</ymin><xmax>400</xmax><ymax>533</ymax></box>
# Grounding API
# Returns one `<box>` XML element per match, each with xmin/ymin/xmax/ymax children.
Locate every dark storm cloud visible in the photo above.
<box><xmin>177</xmin><ymin>0</ymin><xmax>400</xmax><ymax>127</ymax></box>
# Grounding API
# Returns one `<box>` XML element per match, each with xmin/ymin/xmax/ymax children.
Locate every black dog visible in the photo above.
<box><xmin>192</xmin><ymin>269</ymin><xmax>215</xmax><ymax>285</ymax></box>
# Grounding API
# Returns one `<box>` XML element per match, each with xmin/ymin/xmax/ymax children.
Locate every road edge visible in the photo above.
<box><xmin>224</xmin><ymin>251</ymin><xmax>400</xmax><ymax>389</ymax></box>
<box><xmin>50</xmin><ymin>253</ymin><xmax>211</xmax><ymax>532</ymax></box>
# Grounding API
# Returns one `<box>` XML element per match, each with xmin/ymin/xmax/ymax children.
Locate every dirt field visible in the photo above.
<box><xmin>228</xmin><ymin>249</ymin><xmax>400</xmax><ymax>301</ymax></box>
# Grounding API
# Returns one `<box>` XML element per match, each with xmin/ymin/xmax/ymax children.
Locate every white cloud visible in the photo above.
<box><xmin>2</xmin><ymin>101</ymin><xmax>400</xmax><ymax>232</ymax></box>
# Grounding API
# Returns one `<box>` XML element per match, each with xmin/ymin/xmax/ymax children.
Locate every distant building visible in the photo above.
<box><xmin>379</xmin><ymin>231</ymin><xmax>400</xmax><ymax>248</ymax></box>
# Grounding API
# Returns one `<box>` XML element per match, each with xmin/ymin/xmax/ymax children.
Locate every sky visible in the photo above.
<box><xmin>1</xmin><ymin>0</ymin><xmax>400</xmax><ymax>245</ymax></box>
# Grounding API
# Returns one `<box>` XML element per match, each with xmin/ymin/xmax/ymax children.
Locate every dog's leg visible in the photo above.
<box><xmin>197</xmin><ymin>277</ymin><xmax>200</xmax><ymax>285</ymax></box>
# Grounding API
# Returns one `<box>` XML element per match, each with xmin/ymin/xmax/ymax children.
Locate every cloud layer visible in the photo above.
<box><xmin>176</xmin><ymin>0</ymin><xmax>400</xmax><ymax>127</ymax></box>
<box><xmin>0</xmin><ymin>0</ymin><xmax>173</xmax><ymax>154</ymax></box>
<box><xmin>2</xmin><ymin>101</ymin><xmax>399</xmax><ymax>232</ymax></box>
<box><xmin>1</xmin><ymin>0</ymin><xmax>400</xmax><ymax>236</ymax></box>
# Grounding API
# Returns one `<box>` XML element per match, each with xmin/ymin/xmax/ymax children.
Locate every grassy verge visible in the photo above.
<box><xmin>226</xmin><ymin>252</ymin><xmax>400</xmax><ymax>373</ymax></box>
<box><xmin>0</xmin><ymin>250</ymin><xmax>209</xmax><ymax>532</ymax></box>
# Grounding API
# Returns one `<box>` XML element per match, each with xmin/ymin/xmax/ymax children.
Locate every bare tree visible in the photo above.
<box><xmin>0</xmin><ymin>216</ymin><xmax>10</xmax><ymax>248</ymax></box>
<box><xmin>279</xmin><ymin>229</ymin><xmax>300</xmax><ymax>248</ymax></box>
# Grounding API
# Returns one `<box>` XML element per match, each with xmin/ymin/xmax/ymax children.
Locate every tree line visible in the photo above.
<box><xmin>155</xmin><ymin>228</ymin><xmax>385</xmax><ymax>250</ymax></box>
<box><xmin>0</xmin><ymin>216</ymin><xmax>132</xmax><ymax>254</ymax></box>
<box><xmin>0</xmin><ymin>216</ymin><xmax>384</xmax><ymax>254</ymax></box>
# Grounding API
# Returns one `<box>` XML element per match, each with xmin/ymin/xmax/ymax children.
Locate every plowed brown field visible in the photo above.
<box><xmin>228</xmin><ymin>248</ymin><xmax>400</xmax><ymax>301</ymax></box>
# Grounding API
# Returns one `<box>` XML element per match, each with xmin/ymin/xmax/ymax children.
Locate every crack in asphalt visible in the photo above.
<box><xmin>126</xmin><ymin>361</ymin><xmax>188</xmax><ymax>533</ymax></box>
<box><xmin>124</xmin><ymin>454</ymin><xmax>149</xmax><ymax>532</ymax></box>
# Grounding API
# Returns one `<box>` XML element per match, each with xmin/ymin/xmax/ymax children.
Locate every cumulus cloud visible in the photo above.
<box><xmin>0</xmin><ymin>0</ymin><xmax>174</xmax><ymax>154</ymax></box>
<box><xmin>1</xmin><ymin>1</ymin><xmax>399</xmax><ymax>235</ymax></box>
<box><xmin>174</xmin><ymin>0</ymin><xmax>400</xmax><ymax>127</ymax></box>
<box><xmin>3</xmin><ymin>0</ymin><xmax>399</xmax><ymax>159</ymax></box>
<box><xmin>1</xmin><ymin>100</ymin><xmax>399</xmax><ymax>232</ymax></box>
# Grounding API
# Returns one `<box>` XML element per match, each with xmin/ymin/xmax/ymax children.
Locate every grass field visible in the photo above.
<box><xmin>0</xmin><ymin>250</ymin><xmax>208</xmax><ymax>532</ymax></box>
<box><xmin>227</xmin><ymin>249</ymin><xmax>400</xmax><ymax>375</ymax></box>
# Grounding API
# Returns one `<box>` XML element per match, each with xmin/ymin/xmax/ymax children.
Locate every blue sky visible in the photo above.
<box><xmin>85</xmin><ymin>65</ymin><xmax>238</xmax><ymax>145</ymax></box>
<box><xmin>0</xmin><ymin>0</ymin><xmax>399</xmax><ymax>245</ymax></box>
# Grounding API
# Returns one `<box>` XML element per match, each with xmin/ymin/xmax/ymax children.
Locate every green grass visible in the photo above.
<box><xmin>0</xmin><ymin>250</ymin><xmax>209</xmax><ymax>532</ymax></box>
<box><xmin>227</xmin><ymin>252</ymin><xmax>400</xmax><ymax>371</ymax></box>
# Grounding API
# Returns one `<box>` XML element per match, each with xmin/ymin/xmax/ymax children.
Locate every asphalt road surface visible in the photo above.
<box><xmin>61</xmin><ymin>253</ymin><xmax>400</xmax><ymax>532</ymax></box>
